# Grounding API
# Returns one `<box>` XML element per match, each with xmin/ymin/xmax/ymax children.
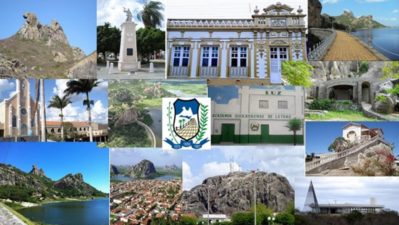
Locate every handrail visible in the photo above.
<box><xmin>306</xmin><ymin>136</ymin><xmax>381</xmax><ymax>171</ymax></box>
<box><xmin>307</xmin><ymin>28</ymin><xmax>336</xmax><ymax>60</ymax></box>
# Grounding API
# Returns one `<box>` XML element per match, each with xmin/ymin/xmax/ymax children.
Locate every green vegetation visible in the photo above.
<box><xmin>286</xmin><ymin>118</ymin><xmax>302</xmax><ymax>146</ymax></box>
<box><xmin>375</xmin><ymin>95</ymin><xmax>388</xmax><ymax>103</ymax></box>
<box><xmin>282</xmin><ymin>61</ymin><xmax>313</xmax><ymax>87</ymax></box>
<box><xmin>307</xmin><ymin>110</ymin><xmax>379</xmax><ymax>121</ymax></box>
<box><xmin>383</xmin><ymin>61</ymin><xmax>399</xmax><ymax>79</ymax></box>
<box><xmin>137</xmin><ymin>27</ymin><xmax>165</xmax><ymax>63</ymax></box>
<box><xmin>47</xmin><ymin>95</ymin><xmax>71</xmax><ymax>141</ymax></box>
<box><xmin>296</xmin><ymin>211</ymin><xmax>399</xmax><ymax>225</ymax></box>
<box><xmin>97</xmin><ymin>22</ymin><xmax>121</xmax><ymax>60</ymax></box>
<box><xmin>137</xmin><ymin>1</ymin><xmax>164</xmax><ymax>28</ymax></box>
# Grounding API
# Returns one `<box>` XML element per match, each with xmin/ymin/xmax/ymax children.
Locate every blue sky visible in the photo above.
<box><xmin>0</xmin><ymin>142</ymin><xmax>109</xmax><ymax>193</ymax></box>
<box><xmin>0</xmin><ymin>0</ymin><xmax>96</xmax><ymax>54</ymax></box>
<box><xmin>321</xmin><ymin>0</ymin><xmax>399</xmax><ymax>27</ymax></box>
<box><xmin>296</xmin><ymin>177</ymin><xmax>399</xmax><ymax>212</ymax></box>
<box><xmin>0</xmin><ymin>79</ymin><xmax>108</xmax><ymax>124</ymax></box>
<box><xmin>306</xmin><ymin>122</ymin><xmax>399</xmax><ymax>155</ymax></box>
<box><xmin>110</xmin><ymin>148</ymin><xmax>182</xmax><ymax>167</ymax></box>
<box><xmin>182</xmin><ymin>146</ymin><xmax>304</xmax><ymax>190</ymax></box>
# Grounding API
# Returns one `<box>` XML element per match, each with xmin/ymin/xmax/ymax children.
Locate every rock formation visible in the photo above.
<box><xmin>114</xmin><ymin>107</ymin><xmax>139</xmax><ymax>127</ymax></box>
<box><xmin>308</xmin><ymin>0</ymin><xmax>322</xmax><ymax>28</ymax></box>
<box><xmin>110</xmin><ymin>165</ymin><xmax>119</xmax><ymax>175</ymax></box>
<box><xmin>17</xmin><ymin>13</ymin><xmax>68</xmax><ymax>45</ymax></box>
<box><xmin>0</xmin><ymin>163</ymin><xmax>106</xmax><ymax>201</ymax></box>
<box><xmin>29</xmin><ymin>165</ymin><xmax>46</xmax><ymax>177</ymax></box>
<box><xmin>0</xmin><ymin>12</ymin><xmax>94</xmax><ymax>78</ymax></box>
<box><xmin>182</xmin><ymin>171</ymin><xmax>294</xmax><ymax>216</ymax></box>
<box><xmin>128</xmin><ymin>160</ymin><xmax>157</xmax><ymax>178</ymax></box>
<box><xmin>372</xmin><ymin>79</ymin><xmax>399</xmax><ymax>114</ymax></box>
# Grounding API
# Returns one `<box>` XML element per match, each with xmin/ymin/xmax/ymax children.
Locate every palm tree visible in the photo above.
<box><xmin>64</xmin><ymin>79</ymin><xmax>101</xmax><ymax>142</ymax></box>
<box><xmin>286</xmin><ymin>118</ymin><xmax>302</xmax><ymax>146</ymax></box>
<box><xmin>48</xmin><ymin>95</ymin><xmax>71</xmax><ymax>141</ymax></box>
<box><xmin>137</xmin><ymin>1</ymin><xmax>164</xmax><ymax>28</ymax></box>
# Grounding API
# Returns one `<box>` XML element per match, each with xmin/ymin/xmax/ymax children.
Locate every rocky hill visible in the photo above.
<box><xmin>128</xmin><ymin>160</ymin><xmax>157</xmax><ymax>178</ymax></box>
<box><xmin>334</xmin><ymin>11</ymin><xmax>385</xmax><ymax>30</ymax></box>
<box><xmin>0</xmin><ymin>163</ymin><xmax>106</xmax><ymax>202</ymax></box>
<box><xmin>110</xmin><ymin>164</ymin><xmax>119</xmax><ymax>176</ymax></box>
<box><xmin>182</xmin><ymin>171</ymin><xmax>294</xmax><ymax>216</ymax></box>
<box><xmin>308</xmin><ymin>0</ymin><xmax>386</xmax><ymax>30</ymax></box>
<box><xmin>0</xmin><ymin>12</ymin><xmax>94</xmax><ymax>78</ymax></box>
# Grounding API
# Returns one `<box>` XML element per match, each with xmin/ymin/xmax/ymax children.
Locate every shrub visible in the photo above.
<box><xmin>308</xmin><ymin>99</ymin><xmax>335</xmax><ymax>110</ymax></box>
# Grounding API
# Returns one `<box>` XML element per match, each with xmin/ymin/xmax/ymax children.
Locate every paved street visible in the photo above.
<box><xmin>0</xmin><ymin>203</ymin><xmax>27</xmax><ymax>225</ymax></box>
<box><xmin>97</xmin><ymin>65</ymin><xmax>165</xmax><ymax>79</ymax></box>
<box><xmin>323</xmin><ymin>31</ymin><xmax>381</xmax><ymax>61</ymax></box>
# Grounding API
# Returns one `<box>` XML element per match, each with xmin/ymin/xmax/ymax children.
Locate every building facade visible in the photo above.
<box><xmin>167</xmin><ymin>2</ymin><xmax>307</xmax><ymax>82</ymax></box>
<box><xmin>208</xmin><ymin>85</ymin><xmax>304</xmax><ymax>144</ymax></box>
<box><xmin>46</xmin><ymin>121</ymin><xmax>108</xmax><ymax>141</ymax></box>
<box><xmin>343</xmin><ymin>123</ymin><xmax>383</xmax><ymax>143</ymax></box>
<box><xmin>0</xmin><ymin>79</ymin><xmax>41</xmax><ymax>139</ymax></box>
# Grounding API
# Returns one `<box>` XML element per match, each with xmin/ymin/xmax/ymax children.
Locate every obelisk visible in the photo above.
<box><xmin>118</xmin><ymin>7</ymin><xmax>138</xmax><ymax>72</ymax></box>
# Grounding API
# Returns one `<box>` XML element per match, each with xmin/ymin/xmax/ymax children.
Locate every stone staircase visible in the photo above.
<box><xmin>306</xmin><ymin>136</ymin><xmax>386</xmax><ymax>174</ymax></box>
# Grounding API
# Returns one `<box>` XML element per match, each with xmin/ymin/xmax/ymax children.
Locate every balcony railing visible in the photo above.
<box><xmin>307</xmin><ymin>28</ymin><xmax>336</xmax><ymax>61</ymax></box>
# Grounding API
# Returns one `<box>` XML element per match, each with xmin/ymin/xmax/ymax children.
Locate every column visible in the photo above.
<box><xmin>8</xmin><ymin>103</ymin><xmax>12</xmax><ymax>136</ymax></box>
<box><xmin>250</xmin><ymin>41</ymin><xmax>255</xmax><ymax>79</ymax></box>
<box><xmin>220</xmin><ymin>41</ymin><xmax>228</xmax><ymax>78</ymax></box>
<box><xmin>16</xmin><ymin>79</ymin><xmax>21</xmax><ymax>136</ymax></box>
<box><xmin>39</xmin><ymin>79</ymin><xmax>46</xmax><ymax>142</ymax></box>
<box><xmin>35</xmin><ymin>110</ymin><xmax>39</xmax><ymax>136</ymax></box>
<box><xmin>27</xmin><ymin>80</ymin><xmax>31</xmax><ymax>135</ymax></box>
<box><xmin>190</xmin><ymin>41</ymin><xmax>199</xmax><ymax>78</ymax></box>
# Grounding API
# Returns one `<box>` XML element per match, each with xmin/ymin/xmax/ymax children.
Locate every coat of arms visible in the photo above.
<box><xmin>163</xmin><ymin>98</ymin><xmax>211</xmax><ymax>149</ymax></box>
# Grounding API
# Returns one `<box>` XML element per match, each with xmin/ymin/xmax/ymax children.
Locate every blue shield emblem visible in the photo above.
<box><xmin>173</xmin><ymin>99</ymin><xmax>200</xmax><ymax>141</ymax></box>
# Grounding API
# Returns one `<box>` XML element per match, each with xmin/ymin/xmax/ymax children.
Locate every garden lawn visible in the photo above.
<box><xmin>306</xmin><ymin>110</ymin><xmax>380</xmax><ymax>121</ymax></box>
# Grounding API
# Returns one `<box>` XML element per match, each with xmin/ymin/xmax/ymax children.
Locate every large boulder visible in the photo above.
<box><xmin>182</xmin><ymin>171</ymin><xmax>294</xmax><ymax>216</ymax></box>
<box><xmin>308</xmin><ymin>0</ymin><xmax>322</xmax><ymax>28</ymax></box>
<box><xmin>128</xmin><ymin>160</ymin><xmax>157</xmax><ymax>178</ymax></box>
<box><xmin>351</xmin><ymin>143</ymin><xmax>395</xmax><ymax>176</ymax></box>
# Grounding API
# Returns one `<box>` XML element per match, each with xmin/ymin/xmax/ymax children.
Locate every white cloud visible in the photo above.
<box><xmin>97</xmin><ymin>0</ymin><xmax>166</xmax><ymax>30</ymax></box>
<box><xmin>393</xmin><ymin>9</ymin><xmax>399</xmax><ymax>13</ymax></box>
<box><xmin>85</xmin><ymin>100</ymin><xmax>108</xmax><ymax>122</ymax></box>
<box><xmin>0</xmin><ymin>80</ymin><xmax>15</xmax><ymax>98</ymax></box>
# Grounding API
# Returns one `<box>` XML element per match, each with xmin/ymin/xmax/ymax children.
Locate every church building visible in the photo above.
<box><xmin>167</xmin><ymin>2</ymin><xmax>307</xmax><ymax>82</ymax></box>
<box><xmin>0</xmin><ymin>79</ymin><xmax>41</xmax><ymax>139</ymax></box>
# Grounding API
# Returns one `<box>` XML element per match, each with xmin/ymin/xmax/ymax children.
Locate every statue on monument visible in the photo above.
<box><xmin>123</xmin><ymin>7</ymin><xmax>133</xmax><ymax>22</ymax></box>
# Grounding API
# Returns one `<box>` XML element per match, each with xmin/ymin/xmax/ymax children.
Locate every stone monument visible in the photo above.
<box><xmin>118</xmin><ymin>7</ymin><xmax>138</xmax><ymax>72</ymax></box>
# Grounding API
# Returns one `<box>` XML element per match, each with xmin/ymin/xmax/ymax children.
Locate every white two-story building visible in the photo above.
<box><xmin>167</xmin><ymin>2</ymin><xmax>307</xmax><ymax>83</ymax></box>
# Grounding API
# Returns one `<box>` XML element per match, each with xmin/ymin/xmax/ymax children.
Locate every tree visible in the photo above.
<box><xmin>64</xmin><ymin>79</ymin><xmax>101</xmax><ymax>142</ymax></box>
<box><xmin>97</xmin><ymin>23</ymin><xmax>121</xmax><ymax>61</ymax></box>
<box><xmin>328</xmin><ymin>137</ymin><xmax>350</xmax><ymax>152</ymax></box>
<box><xmin>383</xmin><ymin>61</ymin><xmax>399</xmax><ymax>79</ymax></box>
<box><xmin>137</xmin><ymin>0</ymin><xmax>164</xmax><ymax>28</ymax></box>
<box><xmin>136</xmin><ymin>27</ymin><xmax>165</xmax><ymax>62</ymax></box>
<box><xmin>286</xmin><ymin>118</ymin><xmax>302</xmax><ymax>146</ymax></box>
<box><xmin>48</xmin><ymin>95</ymin><xmax>71</xmax><ymax>141</ymax></box>
<box><xmin>282</xmin><ymin>61</ymin><xmax>313</xmax><ymax>87</ymax></box>
<box><xmin>275</xmin><ymin>213</ymin><xmax>295</xmax><ymax>225</ymax></box>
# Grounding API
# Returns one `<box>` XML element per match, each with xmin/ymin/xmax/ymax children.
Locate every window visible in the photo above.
<box><xmin>201</xmin><ymin>46</ymin><xmax>218</xmax><ymax>67</ymax></box>
<box><xmin>230</xmin><ymin>46</ymin><xmax>247</xmax><ymax>67</ymax></box>
<box><xmin>51</xmin><ymin>128</ymin><xmax>55</xmax><ymax>133</ymax></box>
<box><xmin>278</xmin><ymin>100</ymin><xmax>288</xmax><ymax>109</ymax></box>
<box><xmin>31</xmin><ymin>119</ymin><xmax>35</xmax><ymax>127</ymax></box>
<box><xmin>21</xmin><ymin>108</ymin><xmax>27</xmax><ymax>115</ymax></box>
<box><xmin>12</xmin><ymin>116</ymin><xmax>17</xmax><ymax>127</ymax></box>
<box><xmin>127</xmin><ymin>48</ymin><xmax>133</xmax><ymax>56</ymax></box>
<box><xmin>57</xmin><ymin>128</ymin><xmax>61</xmax><ymax>133</ymax></box>
<box><xmin>172</xmin><ymin>46</ymin><xmax>190</xmax><ymax>67</ymax></box>
<box><xmin>259</xmin><ymin>100</ymin><xmax>269</xmax><ymax>109</ymax></box>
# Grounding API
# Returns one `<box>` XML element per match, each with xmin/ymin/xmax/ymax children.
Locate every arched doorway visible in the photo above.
<box><xmin>361</xmin><ymin>82</ymin><xmax>371</xmax><ymax>103</ymax></box>
<box><xmin>329</xmin><ymin>85</ymin><xmax>354</xmax><ymax>101</ymax></box>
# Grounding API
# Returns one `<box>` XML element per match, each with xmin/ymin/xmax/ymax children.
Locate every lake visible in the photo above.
<box><xmin>112</xmin><ymin>174</ymin><xmax>179</xmax><ymax>182</ymax></box>
<box><xmin>352</xmin><ymin>28</ymin><xmax>399</xmax><ymax>60</ymax></box>
<box><xmin>18</xmin><ymin>198</ymin><xmax>109</xmax><ymax>225</ymax></box>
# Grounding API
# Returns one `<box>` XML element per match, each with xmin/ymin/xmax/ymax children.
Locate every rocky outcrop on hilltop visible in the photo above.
<box><xmin>111</xmin><ymin>165</ymin><xmax>119</xmax><ymax>176</ymax></box>
<box><xmin>17</xmin><ymin>13</ymin><xmax>68</xmax><ymax>45</ymax></box>
<box><xmin>29</xmin><ymin>165</ymin><xmax>46</xmax><ymax>177</ymax></box>
<box><xmin>0</xmin><ymin>12</ymin><xmax>94</xmax><ymax>78</ymax></box>
<box><xmin>182</xmin><ymin>171</ymin><xmax>294</xmax><ymax>216</ymax></box>
<box><xmin>54</xmin><ymin>173</ymin><xmax>105</xmax><ymax>197</ymax></box>
<box><xmin>0</xmin><ymin>163</ymin><xmax>106</xmax><ymax>202</ymax></box>
<box><xmin>308</xmin><ymin>0</ymin><xmax>385</xmax><ymax>30</ymax></box>
<box><xmin>128</xmin><ymin>160</ymin><xmax>157</xmax><ymax>178</ymax></box>
<box><xmin>373</xmin><ymin>79</ymin><xmax>399</xmax><ymax>114</ymax></box>
<box><xmin>308</xmin><ymin>0</ymin><xmax>322</xmax><ymax>28</ymax></box>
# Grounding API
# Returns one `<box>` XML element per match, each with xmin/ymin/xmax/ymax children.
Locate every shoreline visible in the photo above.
<box><xmin>1</xmin><ymin>196</ymin><xmax>109</xmax><ymax>209</ymax></box>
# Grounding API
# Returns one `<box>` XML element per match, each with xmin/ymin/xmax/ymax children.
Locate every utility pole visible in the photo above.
<box><xmin>253</xmin><ymin>170</ymin><xmax>256</xmax><ymax>225</ymax></box>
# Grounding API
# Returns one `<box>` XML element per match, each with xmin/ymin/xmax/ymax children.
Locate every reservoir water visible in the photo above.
<box><xmin>18</xmin><ymin>198</ymin><xmax>109</xmax><ymax>225</ymax></box>
<box><xmin>352</xmin><ymin>28</ymin><xmax>399</xmax><ymax>60</ymax></box>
